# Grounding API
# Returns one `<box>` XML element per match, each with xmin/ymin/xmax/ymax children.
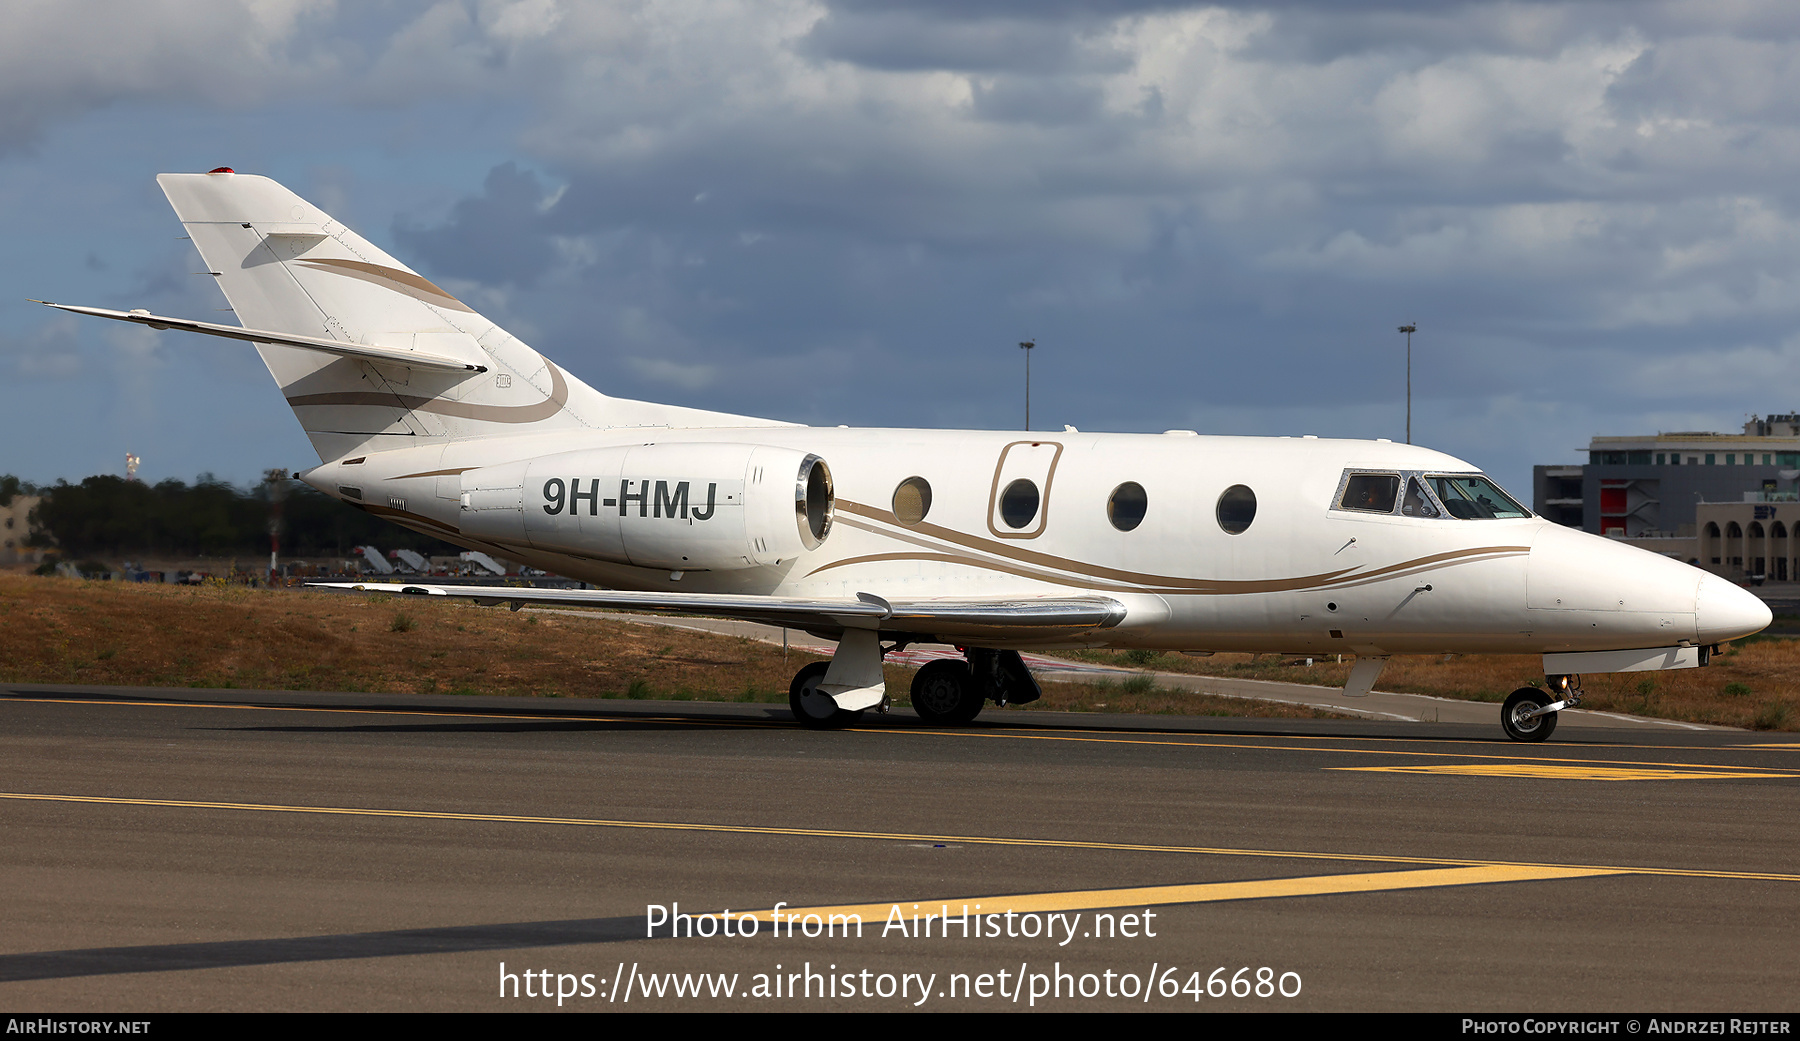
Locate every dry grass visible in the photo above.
<box><xmin>8</xmin><ymin>572</ymin><xmax>1783</xmax><ymax>727</ymax></box>
<box><xmin>0</xmin><ymin>573</ymin><xmax>1348</xmax><ymax>720</ymax></box>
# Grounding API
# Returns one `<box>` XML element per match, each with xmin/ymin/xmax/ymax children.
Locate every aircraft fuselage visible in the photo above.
<box><xmin>301</xmin><ymin>426</ymin><xmax>1763</xmax><ymax>658</ymax></box>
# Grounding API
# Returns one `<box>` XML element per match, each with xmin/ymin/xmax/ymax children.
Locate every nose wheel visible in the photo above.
<box><xmin>1501</xmin><ymin>677</ymin><xmax>1586</xmax><ymax>742</ymax></box>
<box><xmin>1501</xmin><ymin>689</ymin><xmax>1556</xmax><ymax>742</ymax></box>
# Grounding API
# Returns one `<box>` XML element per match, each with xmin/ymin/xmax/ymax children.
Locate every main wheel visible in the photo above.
<box><xmin>789</xmin><ymin>661</ymin><xmax>863</xmax><ymax>729</ymax></box>
<box><xmin>1501</xmin><ymin>687</ymin><xmax>1558</xmax><ymax>742</ymax></box>
<box><xmin>910</xmin><ymin>659</ymin><xmax>983</xmax><ymax>725</ymax></box>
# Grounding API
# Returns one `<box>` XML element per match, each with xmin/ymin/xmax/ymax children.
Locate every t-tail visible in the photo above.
<box><xmin>43</xmin><ymin>168</ymin><xmax>782</xmax><ymax>463</ymax></box>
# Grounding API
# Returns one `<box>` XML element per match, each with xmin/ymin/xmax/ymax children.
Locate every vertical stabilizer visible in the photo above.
<box><xmin>159</xmin><ymin>170</ymin><xmax>779</xmax><ymax>463</ymax></box>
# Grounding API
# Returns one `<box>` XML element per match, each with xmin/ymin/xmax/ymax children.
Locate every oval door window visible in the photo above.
<box><xmin>999</xmin><ymin>478</ymin><xmax>1040</xmax><ymax>529</ymax></box>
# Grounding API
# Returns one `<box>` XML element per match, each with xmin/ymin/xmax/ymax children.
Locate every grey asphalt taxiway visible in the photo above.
<box><xmin>2</xmin><ymin>682</ymin><xmax>1797</xmax><ymax>1012</ymax></box>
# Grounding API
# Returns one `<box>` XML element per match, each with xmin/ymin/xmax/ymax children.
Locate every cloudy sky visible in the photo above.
<box><xmin>6</xmin><ymin>0</ymin><xmax>1800</xmax><ymax>498</ymax></box>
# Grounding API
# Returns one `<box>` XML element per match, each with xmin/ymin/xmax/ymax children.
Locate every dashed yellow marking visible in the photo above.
<box><xmin>1336</xmin><ymin>764</ymin><xmax>1797</xmax><ymax>781</ymax></box>
<box><xmin>4</xmin><ymin>791</ymin><xmax>1800</xmax><ymax>883</ymax></box>
<box><xmin>749</xmin><ymin>865</ymin><xmax>1622</xmax><ymax>924</ymax></box>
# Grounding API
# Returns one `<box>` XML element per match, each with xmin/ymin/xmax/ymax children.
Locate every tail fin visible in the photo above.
<box><xmin>160</xmin><ymin>170</ymin><xmax>777</xmax><ymax>462</ymax></box>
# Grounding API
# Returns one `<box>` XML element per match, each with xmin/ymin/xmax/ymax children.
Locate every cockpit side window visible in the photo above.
<box><xmin>1426</xmin><ymin>475</ymin><xmax>1530</xmax><ymax>519</ymax></box>
<box><xmin>1338</xmin><ymin>473</ymin><xmax>1399</xmax><ymax>513</ymax></box>
<box><xmin>1402</xmin><ymin>477</ymin><xmax>1440</xmax><ymax>518</ymax></box>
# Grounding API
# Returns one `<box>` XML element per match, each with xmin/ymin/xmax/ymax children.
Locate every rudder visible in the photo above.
<box><xmin>161</xmin><ymin>170</ymin><xmax>601</xmax><ymax>461</ymax></box>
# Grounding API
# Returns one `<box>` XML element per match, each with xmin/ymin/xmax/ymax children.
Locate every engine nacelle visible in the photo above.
<box><xmin>458</xmin><ymin>443</ymin><xmax>833</xmax><ymax>571</ymax></box>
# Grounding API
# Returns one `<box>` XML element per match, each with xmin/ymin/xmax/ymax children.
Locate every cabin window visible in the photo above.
<box><xmin>1338</xmin><ymin>474</ymin><xmax>1398</xmax><ymax>513</ymax></box>
<box><xmin>1425</xmin><ymin>475</ymin><xmax>1529</xmax><ymax>519</ymax></box>
<box><xmin>1216</xmin><ymin>485</ymin><xmax>1256</xmax><ymax>534</ymax></box>
<box><xmin>892</xmin><ymin>477</ymin><xmax>932</xmax><ymax>525</ymax></box>
<box><xmin>999</xmin><ymin>478</ymin><xmax>1040</xmax><ymax>529</ymax></box>
<box><xmin>1108</xmin><ymin>482</ymin><xmax>1148</xmax><ymax>531</ymax></box>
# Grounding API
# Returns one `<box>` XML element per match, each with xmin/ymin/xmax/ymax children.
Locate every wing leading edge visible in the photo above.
<box><xmin>309</xmin><ymin>583</ymin><xmax>1127</xmax><ymax>643</ymax></box>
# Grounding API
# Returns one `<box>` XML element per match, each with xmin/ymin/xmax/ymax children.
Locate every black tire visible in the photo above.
<box><xmin>788</xmin><ymin>661</ymin><xmax>862</xmax><ymax>729</ymax></box>
<box><xmin>910</xmin><ymin>659</ymin><xmax>983</xmax><ymax>725</ymax></box>
<box><xmin>1501</xmin><ymin>687</ymin><xmax>1558</xmax><ymax>743</ymax></box>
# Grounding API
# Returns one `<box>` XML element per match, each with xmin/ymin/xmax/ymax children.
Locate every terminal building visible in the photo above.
<box><xmin>1532</xmin><ymin>413</ymin><xmax>1800</xmax><ymax>582</ymax></box>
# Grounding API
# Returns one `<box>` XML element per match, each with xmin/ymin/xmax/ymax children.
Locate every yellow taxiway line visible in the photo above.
<box><xmin>742</xmin><ymin>864</ymin><xmax>1622</xmax><ymax>925</ymax></box>
<box><xmin>3</xmin><ymin>791</ymin><xmax>1798</xmax><ymax>884</ymax></box>
<box><xmin>1338</xmin><ymin>764</ymin><xmax>1799</xmax><ymax>780</ymax></box>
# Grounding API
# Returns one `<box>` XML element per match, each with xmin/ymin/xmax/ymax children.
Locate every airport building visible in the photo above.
<box><xmin>1532</xmin><ymin>414</ymin><xmax>1800</xmax><ymax>581</ymax></box>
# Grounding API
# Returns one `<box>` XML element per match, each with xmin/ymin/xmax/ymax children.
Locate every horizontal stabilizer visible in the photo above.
<box><xmin>37</xmin><ymin>302</ymin><xmax>488</xmax><ymax>374</ymax></box>
<box><xmin>310</xmin><ymin>582</ymin><xmax>1127</xmax><ymax>641</ymax></box>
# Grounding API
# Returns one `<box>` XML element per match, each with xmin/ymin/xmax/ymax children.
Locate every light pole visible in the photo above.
<box><xmin>1397</xmin><ymin>323</ymin><xmax>1416</xmax><ymax>444</ymax></box>
<box><xmin>1019</xmin><ymin>339</ymin><xmax>1036</xmax><ymax>430</ymax></box>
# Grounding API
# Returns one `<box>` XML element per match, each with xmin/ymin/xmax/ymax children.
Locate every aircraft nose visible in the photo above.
<box><xmin>1695</xmin><ymin>575</ymin><xmax>1772</xmax><ymax>644</ymax></box>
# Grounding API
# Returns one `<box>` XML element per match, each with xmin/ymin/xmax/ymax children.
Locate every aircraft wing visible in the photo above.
<box><xmin>309</xmin><ymin>582</ymin><xmax>1127</xmax><ymax>643</ymax></box>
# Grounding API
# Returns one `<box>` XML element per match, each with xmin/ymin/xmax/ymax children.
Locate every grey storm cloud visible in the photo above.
<box><xmin>0</xmin><ymin>0</ymin><xmax>343</xmax><ymax>155</ymax></box>
<box><xmin>12</xmin><ymin>0</ymin><xmax>1800</xmax><ymax>489</ymax></box>
<box><xmin>393</xmin><ymin>163</ymin><xmax>560</xmax><ymax>287</ymax></box>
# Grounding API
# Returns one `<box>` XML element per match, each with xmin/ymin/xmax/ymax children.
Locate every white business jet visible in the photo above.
<box><xmin>42</xmin><ymin>170</ymin><xmax>1772</xmax><ymax>741</ymax></box>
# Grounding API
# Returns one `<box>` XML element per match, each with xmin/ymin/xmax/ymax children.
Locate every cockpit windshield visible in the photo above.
<box><xmin>1402</xmin><ymin>476</ymin><xmax>1439</xmax><ymax>518</ymax></box>
<box><xmin>1332</xmin><ymin>469</ymin><xmax>1529</xmax><ymax>520</ymax></box>
<box><xmin>1424</xmin><ymin>475</ymin><xmax>1529</xmax><ymax>519</ymax></box>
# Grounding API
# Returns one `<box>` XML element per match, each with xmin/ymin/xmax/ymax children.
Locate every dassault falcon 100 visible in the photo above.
<box><xmin>43</xmin><ymin>169</ymin><xmax>1772</xmax><ymax>741</ymax></box>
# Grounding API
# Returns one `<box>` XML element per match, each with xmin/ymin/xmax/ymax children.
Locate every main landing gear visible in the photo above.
<box><xmin>909</xmin><ymin>660</ymin><xmax>983</xmax><ymax>725</ymax></box>
<box><xmin>909</xmin><ymin>648</ymin><xmax>1041</xmax><ymax>726</ymax></box>
<box><xmin>789</xmin><ymin>661</ymin><xmax>864</xmax><ymax>730</ymax></box>
<box><xmin>786</xmin><ymin>644</ymin><xmax>1043</xmax><ymax>729</ymax></box>
<box><xmin>788</xmin><ymin>628</ymin><xmax>887</xmax><ymax>730</ymax></box>
<box><xmin>1501</xmin><ymin>675</ymin><xmax>1581</xmax><ymax>743</ymax></box>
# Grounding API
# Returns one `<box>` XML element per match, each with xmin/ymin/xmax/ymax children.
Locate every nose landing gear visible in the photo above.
<box><xmin>1501</xmin><ymin>675</ymin><xmax>1581</xmax><ymax>742</ymax></box>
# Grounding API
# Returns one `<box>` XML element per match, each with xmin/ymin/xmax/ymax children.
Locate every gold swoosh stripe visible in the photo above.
<box><xmin>815</xmin><ymin>528</ymin><xmax>1160</xmax><ymax>592</ymax></box>
<box><xmin>822</xmin><ymin>513</ymin><xmax>1526</xmax><ymax>596</ymax></box>
<box><xmin>288</xmin><ymin>359</ymin><xmax>570</xmax><ymax>424</ymax></box>
<box><xmin>833</xmin><ymin>499</ymin><xmax>1526</xmax><ymax>594</ymax></box>
<box><xmin>816</xmin><ymin>541</ymin><xmax>1524</xmax><ymax>597</ymax></box>
<box><xmin>835</xmin><ymin>499</ymin><xmax>1355</xmax><ymax>592</ymax></box>
<box><xmin>1311</xmin><ymin>546</ymin><xmax>1529</xmax><ymax>589</ymax></box>
<box><xmin>1313</xmin><ymin>548</ymin><xmax>1529</xmax><ymax>591</ymax></box>
<box><xmin>294</xmin><ymin>258</ymin><xmax>474</xmax><ymax>313</ymax></box>
<box><xmin>392</xmin><ymin>467</ymin><xmax>476</xmax><ymax>480</ymax></box>
<box><xmin>350</xmin><ymin>501</ymin><xmax>461</xmax><ymax>537</ymax></box>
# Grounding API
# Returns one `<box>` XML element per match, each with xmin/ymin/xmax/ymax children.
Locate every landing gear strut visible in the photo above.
<box><xmin>1501</xmin><ymin>674</ymin><xmax>1580</xmax><ymax>742</ymax></box>
<box><xmin>787</xmin><ymin>628</ymin><xmax>888</xmax><ymax>730</ymax></box>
